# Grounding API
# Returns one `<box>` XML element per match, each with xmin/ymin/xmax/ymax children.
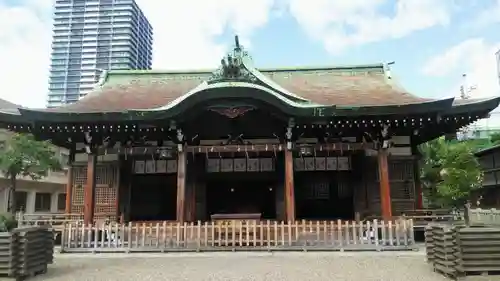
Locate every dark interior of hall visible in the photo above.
<box><xmin>129</xmin><ymin>174</ymin><xmax>177</xmax><ymax>221</ymax></box>
<box><xmin>295</xmin><ymin>171</ymin><xmax>354</xmax><ymax>220</ymax></box>
<box><xmin>205</xmin><ymin>171</ymin><xmax>278</xmax><ymax>219</ymax></box>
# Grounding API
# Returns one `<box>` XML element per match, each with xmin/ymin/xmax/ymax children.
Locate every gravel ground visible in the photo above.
<box><xmin>25</xmin><ymin>251</ymin><xmax>476</xmax><ymax>281</ymax></box>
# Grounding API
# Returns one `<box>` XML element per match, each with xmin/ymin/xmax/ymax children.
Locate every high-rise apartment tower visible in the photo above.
<box><xmin>48</xmin><ymin>0</ymin><xmax>153</xmax><ymax>107</ymax></box>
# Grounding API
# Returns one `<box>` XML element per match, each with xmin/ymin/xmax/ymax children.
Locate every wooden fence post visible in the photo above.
<box><xmin>464</xmin><ymin>203</ymin><xmax>471</xmax><ymax>227</ymax></box>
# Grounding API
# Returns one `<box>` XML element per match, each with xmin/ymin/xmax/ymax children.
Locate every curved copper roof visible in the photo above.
<box><xmin>41</xmin><ymin>65</ymin><xmax>431</xmax><ymax>113</ymax></box>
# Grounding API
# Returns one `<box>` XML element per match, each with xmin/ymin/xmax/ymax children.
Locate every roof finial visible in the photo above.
<box><xmin>207</xmin><ymin>35</ymin><xmax>256</xmax><ymax>83</ymax></box>
<box><xmin>460</xmin><ymin>73</ymin><xmax>477</xmax><ymax>100</ymax></box>
<box><xmin>234</xmin><ymin>35</ymin><xmax>240</xmax><ymax>50</ymax></box>
<box><xmin>384</xmin><ymin>61</ymin><xmax>395</xmax><ymax>79</ymax></box>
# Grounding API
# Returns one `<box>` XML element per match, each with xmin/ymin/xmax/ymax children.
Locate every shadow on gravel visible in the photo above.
<box><xmin>31</xmin><ymin>262</ymin><xmax>88</xmax><ymax>280</ymax></box>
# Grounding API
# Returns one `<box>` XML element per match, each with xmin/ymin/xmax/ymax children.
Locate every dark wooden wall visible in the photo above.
<box><xmin>475</xmin><ymin>149</ymin><xmax>500</xmax><ymax>207</ymax></box>
<box><xmin>354</xmin><ymin>156</ymin><xmax>416</xmax><ymax>216</ymax></box>
<box><xmin>69</xmin><ymin>153</ymin><xmax>417</xmax><ymax>221</ymax></box>
<box><xmin>478</xmin><ymin>150</ymin><xmax>500</xmax><ymax>187</ymax></box>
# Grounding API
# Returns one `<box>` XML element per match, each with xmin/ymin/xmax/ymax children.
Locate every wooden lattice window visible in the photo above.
<box><xmin>390</xmin><ymin>182</ymin><xmax>414</xmax><ymax>200</ymax></box>
<box><xmin>70</xmin><ymin>163</ymin><xmax>118</xmax><ymax>220</ymax></box>
<box><xmin>389</xmin><ymin>160</ymin><xmax>414</xmax><ymax>181</ymax></box>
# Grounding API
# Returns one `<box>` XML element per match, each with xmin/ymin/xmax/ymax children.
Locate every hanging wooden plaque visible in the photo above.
<box><xmin>134</xmin><ymin>160</ymin><xmax>145</xmax><ymax>174</ymax></box>
<box><xmin>326</xmin><ymin>157</ymin><xmax>338</xmax><ymax>170</ymax></box>
<box><xmin>220</xmin><ymin>159</ymin><xmax>234</xmax><ymax>172</ymax></box>
<box><xmin>260</xmin><ymin>158</ymin><xmax>274</xmax><ymax>172</ymax></box>
<box><xmin>233</xmin><ymin>158</ymin><xmax>246</xmax><ymax>172</ymax></box>
<box><xmin>145</xmin><ymin>160</ymin><xmax>156</xmax><ymax>174</ymax></box>
<box><xmin>247</xmin><ymin>158</ymin><xmax>259</xmax><ymax>172</ymax></box>
<box><xmin>338</xmin><ymin>157</ymin><xmax>350</xmax><ymax>170</ymax></box>
<box><xmin>206</xmin><ymin>159</ymin><xmax>220</xmax><ymax>173</ymax></box>
<box><xmin>304</xmin><ymin>157</ymin><xmax>315</xmax><ymax>171</ymax></box>
<box><xmin>156</xmin><ymin>160</ymin><xmax>167</xmax><ymax>173</ymax></box>
<box><xmin>294</xmin><ymin>158</ymin><xmax>304</xmax><ymax>171</ymax></box>
<box><xmin>315</xmin><ymin>157</ymin><xmax>326</xmax><ymax>170</ymax></box>
<box><xmin>166</xmin><ymin>159</ymin><xmax>177</xmax><ymax>173</ymax></box>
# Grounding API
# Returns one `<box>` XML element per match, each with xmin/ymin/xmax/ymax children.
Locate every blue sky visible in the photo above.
<box><xmin>0</xmin><ymin>0</ymin><xmax>499</xmax><ymax>110</ymax></box>
<box><xmin>209</xmin><ymin>0</ymin><xmax>500</xmax><ymax>100</ymax></box>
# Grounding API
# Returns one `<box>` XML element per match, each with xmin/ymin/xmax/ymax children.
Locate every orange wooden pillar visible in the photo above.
<box><xmin>83</xmin><ymin>153</ymin><xmax>97</xmax><ymax>225</ymax></box>
<box><xmin>176</xmin><ymin>150</ymin><xmax>187</xmax><ymax>223</ymax></box>
<box><xmin>64</xmin><ymin>150</ymin><xmax>75</xmax><ymax>214</ymax></box>
<box><xmin>64</xmin><ymin>166</ymin><xmax>73</xmax><ymax>213</ymax></box>
<box><xmin>284</xmin><ymin>149</ymin><xmax>296</xmax><ymax>222</ymax></box>
<box><xmin>378</xmin><ymin>149</ymin><xmax>392</xmax><ymax>220</ymax></box>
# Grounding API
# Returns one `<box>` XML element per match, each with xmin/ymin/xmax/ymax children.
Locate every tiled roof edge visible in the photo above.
<box><xmin>101</xmin><ymin>63</ymin><xmax>385</xmax><ymax>77</ymax></box>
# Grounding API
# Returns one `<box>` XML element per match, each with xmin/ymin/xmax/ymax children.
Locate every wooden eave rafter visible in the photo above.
<box><xmin>13</xmin><ymin>95</ymin><xmax>500</xmax><ymax>125</ymax></box>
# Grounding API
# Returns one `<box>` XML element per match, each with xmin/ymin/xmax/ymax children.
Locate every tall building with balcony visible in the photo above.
<box><xmin>48</xmin><ymin>0</ymin><xmax>153</xmax><ymax>108</ymax></box>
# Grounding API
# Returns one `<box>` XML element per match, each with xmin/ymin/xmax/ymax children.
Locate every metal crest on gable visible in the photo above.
<box><xmin>208</xmin><ymin>35</ymin><xmax>257</xmax><ymax>84</ymax></box>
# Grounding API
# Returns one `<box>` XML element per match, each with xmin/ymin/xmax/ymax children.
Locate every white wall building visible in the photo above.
<box><xmin>0</xmin><ymin>130</ymin><xmax>68</xmax><ymax>214</ymax></box>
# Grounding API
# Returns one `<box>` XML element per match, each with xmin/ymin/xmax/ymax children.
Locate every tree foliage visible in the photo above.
<box><xmin>0</xmin><ymin>133</ymin><xmax>62</xmax><ymax>213</ymax></box>
<box><xmin>420</xmin><ymin>137</ymin><xmax>483</xmax><ymax>208</ymax></box>
<box><xmin>464</xmin><ymin>138</ymin><xmax>493</xmax><ymax>152</ymax></box>
<box><xmin>490</xmin><ymin>132</ymin><xmax>500</xmax><ymax>146</ymax></box>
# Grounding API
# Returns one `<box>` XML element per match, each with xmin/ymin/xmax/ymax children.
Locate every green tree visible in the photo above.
<box><xmin>490</xmin><ymin>132</ymin><xmax>500</xmax><ymax>145</ymax></box>
<box><xmin>0</xmin><ymin>133</ymin><xmax>62</xmax><ymax>214</ymax></box>
<box><xmin>420</xmin><ymin>137</ymin><xmax>483</xmax><ymax>208</ymax></box>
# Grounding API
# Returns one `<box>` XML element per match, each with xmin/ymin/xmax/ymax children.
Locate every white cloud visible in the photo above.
<box><xmin>0</xmin><ymin>0</ymin><xmax>53</xmax><ymax>108</ymax></box>
<box><xmin>0</xmin><ymin>0</ymin><xmax>275</xmax><ymax>108</ymax></box>
<box><xmin>136</xmin><ymin>0</ymin><xmax>275</xmax><ymax>69</ymax></box>
<box><xmin>421</xmin><ymin>38</ymin><xmax>500</xmax><ymax>128</ymax></box>
<box><xmin>421</xmin><ymin>38</ymin><xmax>500</xmax><ymax>99</ymax></box>
<box><xmin>287</xmin><ymin>0</ymin><xmax>452</xmax><ymax>53</ymax></box>
<box><xmin>473</xmin><ymin>0</ymin><xmax>500</xmax><ymax>27</ymax></box>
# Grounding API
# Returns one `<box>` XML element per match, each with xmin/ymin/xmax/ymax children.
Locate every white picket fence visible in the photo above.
<box><xmin>60</xmin><ymin>219</ymin><xmax>416</xmax><ymax>253</ymax></box>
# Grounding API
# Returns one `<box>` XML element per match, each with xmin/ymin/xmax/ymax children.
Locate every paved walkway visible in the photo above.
<box><xmin>27</xmin><ymin>251</ymin><xmax>462</xmax><ymax>281</ymax></box>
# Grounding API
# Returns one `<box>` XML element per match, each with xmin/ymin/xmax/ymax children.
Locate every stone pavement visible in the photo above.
<box><xmin>26</xmin><ymin>250</ymin><xmax>472</xmax><ymax>281</ymax></box>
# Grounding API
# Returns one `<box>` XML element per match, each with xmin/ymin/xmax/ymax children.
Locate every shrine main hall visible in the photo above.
<box><xmin>1</xmin><ymin>37</ymin><xmax>498</xmax><ymax>225</ymax></box>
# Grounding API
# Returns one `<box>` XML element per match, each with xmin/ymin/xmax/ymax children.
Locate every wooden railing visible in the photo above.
<box><xmin>466</xmin><ymin>207</ymin><xmax>500</xmax><ymax>227</ymax></box>
<box><xmin>16</xmin><ymin>212</ymin><xmax>84</xmax><ymax>233</ymax></box>
<box><xmin>60</xmin><ymin>219</ymin><xmax>416</xmax><ymax>253</ymax></box>
<box><xmin>365</xmin><ymin>209</ymin><xmax>462</xmax><ymax>230</ymax></box>
<box><xmin>405</xmin><ymin>209</ymin><xmax>462</xmax><ymax>229</ymax></box>
<box><xmin>16</xmin><ymin>212</ymin><xmax>83</xmax><ymax>224</ymax></box>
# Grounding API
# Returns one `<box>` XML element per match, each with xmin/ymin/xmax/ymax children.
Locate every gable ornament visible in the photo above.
<box><xmin>208</xmin><ymin>35</ymin><xmax>257</xmax><ymax>83</ymax></box>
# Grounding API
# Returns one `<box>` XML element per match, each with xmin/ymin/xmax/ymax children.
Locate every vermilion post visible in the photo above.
<box><xmin>83</xmin><ymin>153</ymin><xmax>97</xmax><ymax>225</ymax></box>
<box><xmin>378</xmin><ymin>149</ymin><xmax>392</xmax><ymax>220</ymax></box>
<box><xmin>284</xmin><ymin>150</ymin><xmax>296</xmax><ymax>222</ymax></box>
<box><xmin>64</xmin><ymin>166</ymin><xmax>73</xmax><ymax>213</ymax></box>
<box><xmin>65</xmin><ymin>149</ymin><xmax>75</xmax><ymax>214</ymax></box>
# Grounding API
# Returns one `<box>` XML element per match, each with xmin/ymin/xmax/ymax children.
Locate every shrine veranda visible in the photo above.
<box><xmin>1</xmin><ymin>37</ymin><xmax>499</xmax><ymax>226</ymax></box>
